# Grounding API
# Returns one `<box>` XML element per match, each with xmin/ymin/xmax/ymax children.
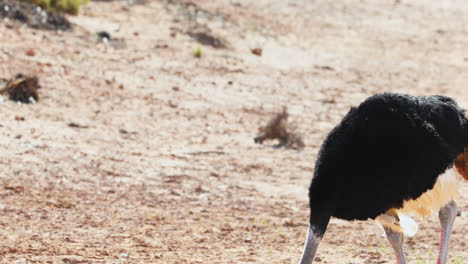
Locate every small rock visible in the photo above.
<box><xmin>25</xmin><ymin>49</ymin><xmax>35</xmax><ymax>56</ymax></box>
<box><xmin>251</xmin><ymin>48</ymin><xmax>262</xmax><ymax>56</ymax></box>
<box><xmin>68</xmin><ymin>122</ymin><xmax>89</xmax><ymax>129</ymax></box>
<box><xmin>97</xmin><ymin>31</ymin><xmax>111</xmax><ymax>42</ymax></box>
<box><xmin>155</xmin><ymin>43</ymin><xmax>169</xmax><ymax>49</ymax></box>
<box><xmin>168</xmin><ymin>100</ymin><xmax>178</xmax><ymax>108</ymax></box>
<box><xmin>283</xmin><ymin>219</ymin><xmax>295</xmax><ymax>227</ymax></box>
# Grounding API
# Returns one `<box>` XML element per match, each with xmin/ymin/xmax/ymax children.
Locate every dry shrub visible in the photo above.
<box><xmin>254</xmin><ymin>107</ymin><xmax>304</xmax><ymax>150</ymax></box>
<box><xmin>0</xmin><ymin>74</ymin><xmax>40</xmax><ymax>103</ymax></box>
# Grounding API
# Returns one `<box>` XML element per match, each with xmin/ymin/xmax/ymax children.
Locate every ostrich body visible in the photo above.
<box><xmin>299</xmin><ymin>93</ymin><xmax>468</xmax><ymax>264</ymax></box>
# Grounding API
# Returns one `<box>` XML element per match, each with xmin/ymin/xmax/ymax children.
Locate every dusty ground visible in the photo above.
<box><xmin>0</xmin><ymin>0</ymin><xmax>468</xmax><ymax>263</ymax></box>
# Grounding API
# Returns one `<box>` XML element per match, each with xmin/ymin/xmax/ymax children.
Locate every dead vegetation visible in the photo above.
<box><xmin>254</xmin><ymin>107</ymin><xmax>305</xmax><ymax>150</ymax></box>
<box><xmin>0</xmin><ymin>0</ymin><xmax>71</xmax><ymax>30</ymax></box>
<box><xmin>187</xmin><ymin>25</ymin><xmax>227</xmax><ymax>49</ymax></box>
<box><xmin>168</xmin><ymin>0</ymin><xmax>229</xmax><ymax>49</ymax></box>
<box><xmin>0</xmin><ymin>74</ymin><xmax>40</xmax><ymax>103</ymax></box>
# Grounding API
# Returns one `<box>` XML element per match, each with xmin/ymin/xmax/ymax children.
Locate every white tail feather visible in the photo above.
<box><xmin>398</xmin><ymin>213</ymin><xmax>418</xmax><ymax>237</ymax></box>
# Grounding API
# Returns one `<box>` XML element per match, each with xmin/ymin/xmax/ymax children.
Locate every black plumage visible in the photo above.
<box><xmin>309</xmin><ymin>93</ymin><xmax>468</xmax><ymax>228</ymax></box>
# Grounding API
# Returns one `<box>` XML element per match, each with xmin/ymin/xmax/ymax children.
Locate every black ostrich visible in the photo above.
<box><xmin>299</xmin><ymin>93</ymin><xmax>468</xmax><ymax>264</ymax></box>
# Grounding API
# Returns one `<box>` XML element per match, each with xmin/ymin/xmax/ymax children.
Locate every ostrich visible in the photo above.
<box><xmin>298</xmin><ymin>93</ymin><xmax>468</xmax><ymax>264</ymax></box>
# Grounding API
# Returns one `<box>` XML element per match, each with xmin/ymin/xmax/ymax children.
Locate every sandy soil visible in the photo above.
<box><xmin>0</xmin><ymin>0</ymin><xmax>468</xmax><ymax>263</ymax></box>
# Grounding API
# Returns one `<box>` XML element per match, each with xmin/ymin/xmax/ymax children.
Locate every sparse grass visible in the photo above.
<box><xmin>415</xmin><ymin>256</ymin><xmax>426</xmax><ymax>264</ymax></box>
<box><xmin>193</xmin><ymin>46</ymin><xmax>203</xmax><ymax>58</ymax></box>
<box><xmin>453</xmin><ymin>254</ymin><xmax>463</xmax><ymax>264</ymax></box>
<box><xmin>23</xmin><ymin>0</ymin><xmax>89</xmax><ymax>15</ymax></box>
<box><xmin>29</xmin><ymin>223</ymin><xmax>35</xmax><ymax>234</ymax></box>
<box><xmin>245</xmin><ymin>25</ymin><xmax>256</xmax><ymax>32</ymax></box>
<box><xmin>378</xmin><ymin>245</ymin><xmax>387</xmax><ymax>253</ymax></box>
<box><xmin>145</xmin><ymin>210</ymin><xmax>156</xmax><ymax>218</ymax></box>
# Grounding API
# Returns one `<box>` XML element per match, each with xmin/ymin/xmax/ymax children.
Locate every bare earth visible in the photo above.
<box><xmin>0</xmin><ymin>0</ymin><xmax>468</xmax><ymax>263</ymax></box>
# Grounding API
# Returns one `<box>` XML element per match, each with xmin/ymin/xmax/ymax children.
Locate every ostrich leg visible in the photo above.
<box><xmin>384</xmin><ymin>226</ymin><xmax>407</xmax><ymax>264</ymax></box>
<box><xmin>437</xmin><ymin>200</ymin><xmax>458</xmax><ymax>264</ymax></box>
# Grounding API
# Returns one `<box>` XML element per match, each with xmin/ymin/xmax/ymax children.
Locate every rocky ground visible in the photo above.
<box><xmin>0</xmin><ymin>0</ymin><xmax>467</xmax><ymax>263</ymax></box>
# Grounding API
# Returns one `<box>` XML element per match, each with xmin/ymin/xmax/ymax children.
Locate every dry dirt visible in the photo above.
<box><xmin>0</xmin><ymin>0</ymin><xmax>468</xmax><ymax>263</ymax></box>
